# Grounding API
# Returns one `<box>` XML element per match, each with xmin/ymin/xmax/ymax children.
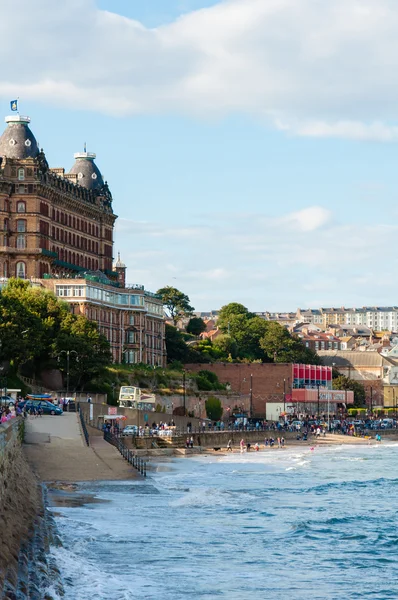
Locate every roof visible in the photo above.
<box><xmin>69</xmin><ymin>151</ymin><xmax>104</xmax><ymax>190</ymax></box>
<box><xmin>318</xmin><ymin>350</ymin><xmax>398</xmax><ymax>368</ymax></box>
<box><xmin>0</xmin><ymin>115</ymin><xmax>39</xmax><ymax>160</ymax></box>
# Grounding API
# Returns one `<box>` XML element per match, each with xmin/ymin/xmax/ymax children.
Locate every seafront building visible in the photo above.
<box><xmin>185</xmin><ymin>362</ymin><xmax>354</xmax><ymax>418</ymax></box>
<box><xmin>0</xmin><ymin>113</ymin><xmax>166</xmax><ymax>365</ymax></box>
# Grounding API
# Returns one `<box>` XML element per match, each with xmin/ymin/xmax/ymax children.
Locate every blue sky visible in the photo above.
<box><xmin>1</xmin><ymin>0</ymin><xmax>398</xmax><ymax>311</ymax></box>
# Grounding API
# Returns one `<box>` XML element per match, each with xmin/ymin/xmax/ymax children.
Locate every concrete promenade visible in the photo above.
<box><xmin>23</xmin><ymin>414</ymin><xmax>138</xmax><ymax>482</ymax></box>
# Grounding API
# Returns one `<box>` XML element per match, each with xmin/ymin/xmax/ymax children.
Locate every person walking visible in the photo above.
<box><xmin>227</xmin><ymin>439</ymin><xmax>233</xmax><ymax>452</ymax></box>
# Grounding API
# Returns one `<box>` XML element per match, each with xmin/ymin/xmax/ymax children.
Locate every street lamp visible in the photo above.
<box><xmin>58</xmin><ymin>350</ymin><xmax>78</xmax><ymax>395</ymax></box>
<box><xmin>249</xmin><ymin>373</ymin><xmax>253</xmax><ymax>418</ymax></box>
<box><xmin>182</xmin><ymin>369</ymin><xmax>186</xmax><ymax>415</ymax></box>
<box><xmin>283</xmin><ymin>378</ymin><xmax>286</xmax><ymax>414</ymax></box>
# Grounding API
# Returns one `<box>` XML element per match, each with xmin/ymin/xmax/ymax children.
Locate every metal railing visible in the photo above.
<box><xmin>78</xmin><ymin>405</ymin><xmax>89</xmax><ymax>446</ymax></box>
<box><xmin>104</xmin><ymin>431</ymin><xmax>147</xmax><ymax>477</ymax></box>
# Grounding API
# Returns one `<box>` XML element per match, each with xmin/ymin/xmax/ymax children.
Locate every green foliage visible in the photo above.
<box><xmin>0</xmin><ymin>279</ymin><xmax>111</xmax><ymax>389</ymax></box>
<box><xmin>259</xmin><ymin>322</ymin><xmax>320</xmax><ymax>364</ymax></box>
<box><xmin>186</xmin><ymin>317</ymin><xmax>206</xmax><ymax>336</ymax></box>
<box><xmin>332</xmin><ymin>374</ymin><xmax>366</xmax><ymax>407</ymax></box>
<box><xmin>218</xmin><ymin>303</ymin><xmax>254</xmax><ymax>331</ymax></box>
<box><xmin>212</xmin><ymin>334</ymin><xmax>238</xmax><ymax>358</ymax></box>
<box><xmin>196</xmin><ymin>376</ymin><xmax>213</xmax><ymax>391</ymax></box>
<box><xmin>205</xmin><ymin>396</ymin><xmax>223</xmax><ymax>421</ymax></box>
<box><xmin>156</xmin><ymin>286</ymin><xmax>194</xmax><ymax>326</ymax></box>
<box><xmin>348</xmin><ymin>408</ymin><xmax>358</xmax><ymax>416</ymax></box>
<box><xmin>216</xmin><ymin>302</ymin><xmax>320</xmax><ymax>364</ymax></box>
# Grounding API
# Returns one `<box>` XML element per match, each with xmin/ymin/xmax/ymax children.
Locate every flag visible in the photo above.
<box><xmin>10</xmin><ymin>100</ymin><xmax>18</xmax><ymax>112</ymax></box>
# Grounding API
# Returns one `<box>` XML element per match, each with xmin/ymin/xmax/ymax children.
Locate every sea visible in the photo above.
<box><xmin>46</xmin><ymin>443</ymin><xmax>398</xmax><ymax>600</ymax></box>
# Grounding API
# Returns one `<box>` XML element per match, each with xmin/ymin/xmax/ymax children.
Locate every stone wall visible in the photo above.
<box><xmin>0</xmin><ymin>420</ymin><xmax>42</xmax><ymax>597</ymax></box>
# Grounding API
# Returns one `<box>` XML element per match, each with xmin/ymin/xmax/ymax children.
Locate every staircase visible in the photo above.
<box><xmin>133</xmin><ymin>435</ymin><xmax>187</xmax><ymax>450</ymax></box>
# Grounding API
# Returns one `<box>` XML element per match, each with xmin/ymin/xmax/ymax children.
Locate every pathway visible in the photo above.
<box><xmin>23</xmin><ymin>414</ymin><xmax>138</xmax><ymax>482</ymax></box>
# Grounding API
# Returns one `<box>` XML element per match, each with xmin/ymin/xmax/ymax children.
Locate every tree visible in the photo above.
<box><xmin>0</xmin><ymin>279</ymin><xmax>112</xmax><ymax>387</ymax></box>
<box><xmin>332</xmin><ymin>374</ymin><xmax>366</xmax><ymax>407</ymax></box>
<box><xmin>212</xmin><ymin>334</ymin><xmax>238</xmax><ymax>359</ymax></box>
<box><xmin>165</xmin><ymin>324</ymin><xmax>191</xmax><ymax>362</ymax></box>
<box><xmin>186</xmin><ymin>317</ymin><xmax>206</xmax><ymax>336</ymax></box>
<box><xmin>157</xmin><ymin>286</ymin><xmax>194</xmax><ymax>326</ymax></box>
<box><xmin>53</xmin><ymin>313</ymin><xmax>111</xmax><ymax>389</ymax></box>
<box><xmin>217</xmin><ymin>302</ymin><xmax>253</xmax><ymax>332</ymax></box>
<box><xmin>205</xmin><ymin>396</ymin><xmax>223</xmax><ymax>421</ymax></box>
<box><xmin>259</xmin><ymin>322</ymin><xmax>320</xmax><ymax>365</ymax></box>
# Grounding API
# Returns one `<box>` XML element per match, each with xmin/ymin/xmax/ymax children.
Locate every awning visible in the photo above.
<box><xmin>98</xmin><ymin>415</ymin><xmax>127</xmax><ymax>420</ymax></box>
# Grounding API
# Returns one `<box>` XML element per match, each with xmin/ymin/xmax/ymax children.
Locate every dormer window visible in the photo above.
<box><xmin>18</xmin><ymin>169</ymin><xmax>25</xmax><ymax>181</ymax></box>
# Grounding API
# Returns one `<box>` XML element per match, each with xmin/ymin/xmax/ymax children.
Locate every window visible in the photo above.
<box><xmin>17</xmin><ymin>202</ymin><xmax>26</xmax><ymax>213</ymax></box>
<box><xmin>17</xmin><ymin>220</ymin><xmax>26</xmax><ymax>232</ymax></box>
<box><xmin>18</xmin><ymin>169</ymin><xmax>25</xmax><ymax>181</ymax></box>
<box><xmin>127</xmin><ymin>331</ymin><xmax>135</xmax><ymax>343</ymax></box>
<box><xmin>16</xmin><ymin>262</ymin><xmax>26</xmax><ymax>279</ymax></box>
<box><xmin>17</xmin><ymin>234</ymin><xmax>26</xmax><ymax>249</ymax></box>
<box><xmin>18</xmin><ymin>185</ymin><xmax>25</xmax><ymax>194</ymax></box>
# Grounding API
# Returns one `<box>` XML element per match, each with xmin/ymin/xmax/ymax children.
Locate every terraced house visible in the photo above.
<box><xmin>0</xmin><ymin>113</ymin><xmax>165</xmax><ymax>365</ymax></box>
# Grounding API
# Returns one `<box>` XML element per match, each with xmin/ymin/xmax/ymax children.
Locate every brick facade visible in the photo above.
<box><xmin>185</xmin><ymin>363</ymin><xmax>293</xmax><ymax>416</ymax></box>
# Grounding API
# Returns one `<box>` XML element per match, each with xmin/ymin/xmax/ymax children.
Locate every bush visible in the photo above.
<box><xmin>205</xmin><ymin>396</ymin><xmax>223</xmax><ymax>421</ymax></box>
<box><xmin>198</xmin><ymin>370</ymin><xmax>219</xmax><ymax>385</ymax></box>
<box><xmin>196</xmin><ymin>376</ymin><xmax>213</xmax><ymax>391</ymax></box>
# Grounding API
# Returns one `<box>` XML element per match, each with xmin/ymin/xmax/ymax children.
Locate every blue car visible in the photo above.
<box><xmin>19</xmin><ymin>400</ymin><xmax>63</xmax><ymax>415</ymax></box>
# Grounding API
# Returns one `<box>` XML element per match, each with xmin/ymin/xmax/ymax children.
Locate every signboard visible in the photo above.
<box><xmin>108</xmin><ymin>406</ymin><xmax>117</xmax><ymax>415</ymax></box>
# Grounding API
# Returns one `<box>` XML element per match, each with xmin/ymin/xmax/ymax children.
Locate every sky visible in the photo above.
<box><xmin>1</xmin><ymin>0</ymin><xmax>398</xmax><ymax>312</ymax></box>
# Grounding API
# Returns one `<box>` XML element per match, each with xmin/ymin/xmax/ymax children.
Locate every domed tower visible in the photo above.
<box><xmin>68</xmin><ymin>150</ymin><xmax>104</xmax><ymax>191</ymax></box>
<box><xmin>0</xmin><ymin>115</ymin><xmax>40</xmax><ymax>160</ymax></box>
<box><xmin>113</xmin><ymin>252</ymin><xmax>126</xmax><ymax>287</ymax></box>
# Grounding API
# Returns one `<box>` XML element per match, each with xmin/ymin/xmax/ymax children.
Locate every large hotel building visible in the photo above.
<box><xmin>0</xmin><ymin>113</ymin><xmax>165</xmax><ymax>365</ymax></box>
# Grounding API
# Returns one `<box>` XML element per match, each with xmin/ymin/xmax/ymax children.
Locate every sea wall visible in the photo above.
<box><xmin>0</xmin><ymin>420</ymin><xmax>56</xmax><ymax>599</ymax></box>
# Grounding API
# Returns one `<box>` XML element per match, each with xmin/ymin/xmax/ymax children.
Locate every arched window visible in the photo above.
<box><xmin>17</xmin><ymin>201</ymin><xmax>26</xmax><ymax>213</ymax></box>
<box><xmin>18</xmin><ymin>168</ymin><xmax>25</xmax><ymax>181</ymax></box>
<box><xmin>16</xmin><ymin>261</ymin><xmax>26</xmax><ymax>279</ymax></box>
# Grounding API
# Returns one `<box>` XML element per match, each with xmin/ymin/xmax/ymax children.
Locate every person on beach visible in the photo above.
<box><xmin>254</xmin><ymin>442</ymin><xmax>259</xmax><ymax>451</ymax></box>
<box><xmin>227</xmin><ymin>440</ymin><xmax>233</xmax><ymax>452</ymax></box>
<box><xmin>246</xmin><ymin>442</ymin><xmax>251</xmax><ymax>452</ymax></box>
<box><xmin>316</xmin><ymin>427</ymin><xmax>321</xmax><ymax>439</ymax></box>
<box><xmin>281</xmin><ymin>437</ymin><xmax>285</xmax><ymax>448</ymax></box>
<box><xmin>186</xmin><ymin>437</ymin><xmax>190</xmax><ymax>448</ymax></box>
<box><xmin>240</xmin><ymin>439</ymin><xmax>245</xmax><ymax>453</ymax></box>
<box><xmin>265</xmin><ymin>438</ymin><xmax>269</xmax><ymax>447</ymax></box>
<box><xmin>189</xmin><ymin>436</ymin><xmax>194</xmax><ymax>448</ymax></box>
<box><xmin>277</xmin><ymin>437</ymin><xmax>281</xmax><ymax>448</ymax></box>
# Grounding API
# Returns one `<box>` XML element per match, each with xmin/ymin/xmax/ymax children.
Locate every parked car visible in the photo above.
<box><xmin>0</xmin><ymin>395</ymin><xmax>15</xmax><ymax>406</ymax></box>
<box><xmin>18</xmin><ymin>400</ymin><xmax>63</xmax><ymax>415</ymax></box>
<box><xmin>121</xmin><ymin>425</ymin><xmax>138</xmax><ymax>437</ymax></box>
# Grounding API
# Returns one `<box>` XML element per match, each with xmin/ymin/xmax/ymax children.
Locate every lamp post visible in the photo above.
<box><xmin>249</xmin><ymin>373</ymin><xmax>253</xmax><ymax>418</ymax></box>
<box><xmin>283</xmin><ymin>378</ymin><xmax>286</xmax><ymax>414</ymax></box>
<box><xmin>370</xmin><ymin>386</ymin><xmax>373</xmax><ymax>416</ymax></box>
<box><xmin>317</xmin><ymin>384</ymin><xmax>320</xmax><ymax>419</ymax></box>
<box><xmin>182</xmin><ymin>369</ymin><xmax>186</xmax><ymax>416</ymax></box>
<box><xmin>58</xmin><ymin>350</ymin><xmax>78</xmax><ymax>395</ymax></box>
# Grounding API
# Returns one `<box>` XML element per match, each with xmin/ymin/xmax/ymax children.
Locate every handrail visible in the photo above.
<box><xmin>104</xmin><ymin>431</ymin><xmax>146</xmax><ymax>477</ymax></box>
<box><xmin>78</xmin><ymin>404</ymin><xmax>89</xmax><ymax>446</ymax></box>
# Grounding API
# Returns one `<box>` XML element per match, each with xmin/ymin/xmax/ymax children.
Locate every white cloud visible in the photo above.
<box><xmin>281</xmin><ymin>206</ymin><xmax>332</xmax><ymax>232</ymax></box>
<box><xmin>115</xmin><ymin>208</ymin><xmax>398</xmax><ymax>310</ymax></box>
<box><xmin>2</xmin><ymin>0</ymin><xmax>398</xmax><ymax>139</ymax></box>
